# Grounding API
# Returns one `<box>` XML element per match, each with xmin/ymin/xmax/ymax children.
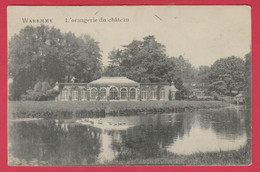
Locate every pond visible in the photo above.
<box><xmin>8</xmin><ymin>107</ymin><xmax>251</xmax><ymax>166</ymax></box>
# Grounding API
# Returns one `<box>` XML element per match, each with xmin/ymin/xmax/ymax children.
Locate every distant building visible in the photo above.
<box><xmin>55</xmin><ymin>77</ymin><xmax>177</xmax><ymax>101</ymax></box>
<box><xmin>190</xmin><ymin>88</ymin><xmax>205</xmax><ymax>98</ymax></box>
<box><xmin>233</xmin><ymin>92</ymin><xmax>246</xmax><ymax>104</ymax></box>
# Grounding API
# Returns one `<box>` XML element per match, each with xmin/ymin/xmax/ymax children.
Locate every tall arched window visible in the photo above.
<box><xmin>81</xmin><ymin>89</ymin><xmax>87</xmax><ymax>100</ymax></box>
<box><xmin>72</xmin><ymin>90</ymin><xmax>78</xmax><ymax>101</ymax></box>
<box><xmin>110</xmin><ymin>87</ymin><xmax>118</xmax><ymax>100</ymax></box>
<box><xmin>160</xmin><ymin>88</ymin><xmax>165</xmax><ymax>100</ymax></box>
<box><xmin>90</xmin><ymin>88</ymin><xmax>98</xmax><ymax>100</ymax></box>
<box><xmin>120</xmin><ymin>88</ymin><xmax>127</xmax><ymax>100</ymax></box>
<box><xmin>100</xmin><ymin>88</ymin><xmax>106</xmax><ymax>100</ymax></box>
<box><xmin>130</xmin><ymin>88</ymin><xmax>136</xmax><ymax>100</ymax></box>
<box><xmin>151</xmin><ymin>88</ymin><xmax>156</xmax><ymax>100</ymax></box>
<box><xmin>62</xmin><ymin>89</ymin><xmax>68</xmax><ymax>101</ymax></box>
<box><xmin>141</xmin><ymin>88</ymin><xmax>148</xmax><ymax>100</ymax></box>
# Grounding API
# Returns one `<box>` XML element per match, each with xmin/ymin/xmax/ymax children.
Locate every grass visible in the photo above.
<box><xmin>105</xmin><ymin>142</ymin><xmax>252</xmax><ymax>166</ymax></box>
<box><xmin>8</xmin><ymin>143</ymin><xmax>251</xmax><ymax>166</ymax></box>
<box><xmin>8</xmin><ymin>100</ymin><xmax>229</xmax><ymax>119</ymax></box>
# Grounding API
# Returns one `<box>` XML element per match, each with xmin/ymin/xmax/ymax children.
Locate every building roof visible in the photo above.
<box><xmin>170</xmin><ymin>85</ymin><xmax>178</xmax><ymax>91</ymax></box>
<box><xmin>89</xmin><ymin>77</ymin><xmax>139</xmax><ymax>85</ymax></box>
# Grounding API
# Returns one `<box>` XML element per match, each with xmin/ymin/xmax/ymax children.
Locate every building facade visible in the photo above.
<box><xmin>55</xmin><ymin>77</ymin><xmax>177</xmax><ymax>101</ymax></box>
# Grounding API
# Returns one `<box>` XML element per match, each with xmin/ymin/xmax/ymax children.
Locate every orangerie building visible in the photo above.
<box><xmin>55</xmin><ymin>77</ymin><xmax>177</xmax><ymax>101</ymax></box>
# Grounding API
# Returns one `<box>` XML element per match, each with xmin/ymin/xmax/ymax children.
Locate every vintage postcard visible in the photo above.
<box><xmin>7</xmin><ymin>6</ymin><xmax>251</xmax><ymax>166</ymax></box>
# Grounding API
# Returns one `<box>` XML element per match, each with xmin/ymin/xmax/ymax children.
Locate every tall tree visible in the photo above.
<box><xmin>196</xmin><ymin>65</ymin><xmax>211</xmax><ymax>88</ymax></box>
<box><xmin>8</xmin><ymin>25</ymin><xmax>64</xmax><ymax>99</ymax></box>
<box><xmin>8</xmin><ymin>25</ymin><xmax>103</xmax><ymax>100</ymax></box>
<box><xmin>73</xmin><ymin>34</ymin><xmax>103</xmax><ymax>82</ymax></box>
<box><xmin>103</xmin><ymin>49</ymin><xmax>126</xmax><ymax>77</ymax></box>
<box><xmin>208</xmin><ymin>56</ymin><xmax>245</xmax><ymax>94</ymax></box>
<box><xmin>62</xmin><ymin>32</ymin><xmax>80</xmax><ymax>82</ymax></box>
<box><xmin>103</xmin><ymin>35</ymin><xmax>175</xmax><ymax>83</ymax></box>
<box><xmin>169</xmin><ymin>56</ymin><xmax>196</xmax><ymax>83</ymax></box>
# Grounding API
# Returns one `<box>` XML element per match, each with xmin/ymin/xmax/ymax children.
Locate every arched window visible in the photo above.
<box><xmin>141</xmin><ymin>88</ymin><xmax>148</xmax><ymax>100</ymax></box>
<box><xmin>110</xmin><ymin>87</ymin><xmax>118</xmax><ymax>100</ymax></box>
<box><xmin>130</xmin><ymin>88</ymin><xmax>136</xmax><ymax>100</ymax></box>
<box><xmin>151</xmin><ymin>89</ymin><xmax>156</xmax><ymax>100</ymax></box>
<box><xmin>62</xmin><ymin>89</ymin><xmax>68</xmax><ymax>101</ymax></box>
<box><xmin>160</xmin><ymin>88</ymin><xmax>165</xmax><ymax>100</ymax></box>
<box><xmin>120</xmin><ymin>88</ymin><xmax>127</xmax><ymax>100</ymax></box>
<box><xmin>100</xmin><ymin>88</ymin><xmax>106</xmax><ymax>100</ymax></box>
<box><xmin>90</xmin><ymin>88</ymin><xmax>98</xmax><ymax>100</ymax></box>
<box><xmin>81</xmin><ymin>89</ymin><xmax>87</xmax><ymax>100</ymax></box>
<box><xmin>72</xmin><ymin>90</ymin><xmax>78</xmax><ymax>101</ymax></box>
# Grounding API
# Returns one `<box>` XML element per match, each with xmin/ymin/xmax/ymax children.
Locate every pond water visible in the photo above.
<box><xmin>8</xmin><ymin>107</ymin><xmax>251</xmax><ymax>166</ymax></box>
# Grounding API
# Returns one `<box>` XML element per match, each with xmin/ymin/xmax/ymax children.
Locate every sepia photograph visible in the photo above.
<box><xmin>7</xmin><ymin>6</ymin><xmax>252</xmax><ymax>166</ymax></box>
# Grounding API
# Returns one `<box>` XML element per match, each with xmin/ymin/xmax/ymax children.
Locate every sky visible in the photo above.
<box><xmin>7</xmin><ymin>6</ymin><xmax>251</xmax><ymax>68</ymax></box>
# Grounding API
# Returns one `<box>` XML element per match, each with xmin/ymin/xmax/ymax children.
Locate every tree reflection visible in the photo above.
<box><xmin>109</xmin><ymin>114</ymin><xmax>185</xmax><ymax>160</ymax></box>
<box><xmin>8</xmin><ymin>109</ymin><xmax>250</xmax><ymax>165</ymax></box>
<box><xmin>200</xmin><ymin>109</ymin><xmax>246</xmax><ymax>140</ymax></box>
<box><xmin>8</xmin><ymin>120</ymin><xmax>102</xmax><ymax>165</ymax></box>
<box><xmin>166</xmin><ymin>109</ymin><xmax>249</xmax><ymax>155</ymax></box>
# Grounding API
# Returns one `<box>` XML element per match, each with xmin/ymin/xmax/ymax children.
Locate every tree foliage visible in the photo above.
<box><xmin>21</xmin><ymin>81</ymin><xmax>60</xmax><ymax>101</ymax></box>
<box><xmin>9</xmin><ymin>26</ymin><xmax>249</xmax><ymax>101</ymax></box>
<box><xmin>103</xmin><ymin>36</ymin><xmax>177</xmax><ymax>83</ymax></box>
<box><xmin>208</xmin><ymin>56</ymin><xmax>245</xmax><ymax>95</ymax></box>
<box><xmin>168</xmin><ymin>56</ymin><xmax>197</xmax><ymax>83</ymax></box>
<box><xmin>173</xmin><ymin>77</ymin><xmax>190</xmax><ymax>100</ymax></box>
<box><xmin>8</xmin><ymin>25</ymin><xmax>102</xmax><ymax>100</ymax></box>
<box><xmin>173</xmin><ymin>78</ymin><xmax>184</xmax><ymax>90</ymax></box>
<box><xmin>103</xmin><ymin>35</ymin><xmax>196</xmax><ymax>100</ymax></box>
<box><xmin>244</xmin><ymin>51</ymin><xmax>252</xmax><ymax>103</ymax></box>
<box><xmin>196</xmin><ymin>65</ymin><xmax>211</xmax><ymax>88</ymax></box>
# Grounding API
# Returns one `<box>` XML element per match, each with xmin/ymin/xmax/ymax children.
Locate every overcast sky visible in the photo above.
<box><xmin>8</xmin><ymin>6</ymin><xmax>251</xmax><ymax>68</ymax></box>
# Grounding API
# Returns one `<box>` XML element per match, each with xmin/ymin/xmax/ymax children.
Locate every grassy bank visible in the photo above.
<box><xmin>8</xmin><ymin>100</ymin><xmax>229</xmax><ymax>119</ymax></box>
<box><xmin>8</xmin><ymin>142</ymin><xmax>251</xmax><ymax>166</ymax></box>
<box><xmin>105</xmin><ymin>142</ymin><xmax>251</xmax><ymax>166</ymax></box>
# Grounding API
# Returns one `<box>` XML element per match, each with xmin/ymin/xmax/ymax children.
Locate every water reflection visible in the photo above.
<box><xmin>8</xmin><ymin>108</ymin><xmax>250</xmax><ymax>165</ymax></box>
<box><xmin>167</xmin><ymin>115</ymin><xmax>247</xmax><ymax>154</ymax></box>
<box><xmin>166</xmin><ymin>110</ymin><xmax>248</xmax><ymax>155</ymax></box>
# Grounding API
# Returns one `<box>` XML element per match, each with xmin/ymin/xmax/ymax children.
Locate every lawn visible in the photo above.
<box><xmin>8</xmin><ymin>100</ymin><xmax>229</xmax><ymax>119</ymax></box>
<box><xmin>105</xmin><ymin>141</ymin><xmax>251</xmax><ymax>166</ymax></box>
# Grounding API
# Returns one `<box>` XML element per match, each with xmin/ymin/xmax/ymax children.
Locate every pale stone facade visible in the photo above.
<box><xmin>55</xmin><ymin>77</ymin><xmax>177</xmax><ymax>101</ymax></box>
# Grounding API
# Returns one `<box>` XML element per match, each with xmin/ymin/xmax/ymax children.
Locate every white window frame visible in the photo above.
<box><xmin>99</xmin><ymin>87</ymin><xmax>107</xmax><ymax>100</ymax></box>
<box><xmin>109</xmin><ymin>87</ymin><xmax>119</xmax><ymax>100</ymax></box>
<box><xmin>151</xmin><ymin>89</ymin><xmax>157</xmax><ymax>100</ymax></box>
<box><xmin>120</xmin><ymin>87</ymin><xmax>128</xmax><ymax>100</ymax></box>
<box><xmin>61</xmin><ymin>89</ymin><xmax>68</xmax><ymax>101</ymax></box>
<box><xmin>129</xmin><ymin>87</ymin><xmax>137</xmax><ymax>100</ymax></box>
<box><xmin>72</xmin><ymin>90</ymin><xmax>78</xmax><ymax>101</ymax></box>
<box><xmin>90</xmin><ymin>87</ymin><xmax>98</xmax><ymax>100</ymax></box>
<box><xmin>141</xmin><ymin>88</ymin><xmax>148</xmax><ymax>100</ymax></box>
<box><xmin>81</xmin><ymin>89</ymin><xmax>87</xmax><ymax>101</ymax></box>
<box><xmin>160</xmin><ymin>88</ymin><xmax>166</xmax><ymax>100</ymax></box>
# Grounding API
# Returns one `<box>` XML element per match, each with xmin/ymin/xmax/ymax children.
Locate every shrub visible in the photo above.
<box><xmin>21</xmin><ymin>81</ymin><xmax>60</xmax><ymax>101</ymax></box>
<box><xmin>175</xmin><ymin>88</ymin><xmax>190</xmax><ymax>100</ymax></box>
<box><xmin>175</xmin><ymin>91</ymin><xmax>184</xmax><ymax>100</ymax></box>
<box><xmin>168</xmin><ymin>90</ymin><xmax>172</xmax><ymax>101</ymax></box>
<box><xmin>46</xmin><ymin>89</ymin><xmax>60</xmax><ymax>100</ymax></box>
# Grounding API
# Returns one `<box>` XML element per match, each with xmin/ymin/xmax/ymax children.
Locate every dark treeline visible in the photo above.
<box><xmin>8</xmin><ymin>25</ymin><xmax>103</xmax><ymax>100</ymax></box>
<box><xmin>8</xmin><ymin>25</ymin><xmax>251</xmax><ymax>101</ymax></box>
<box><xmin>103</xmin><ymin>36</ymin><xmax>196</xmax><ymax>84</ymax></box>
<box><xmin>103</xmin><ymin>35</ymin><xmax>251</xmax><ymax>100</ymax></box>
